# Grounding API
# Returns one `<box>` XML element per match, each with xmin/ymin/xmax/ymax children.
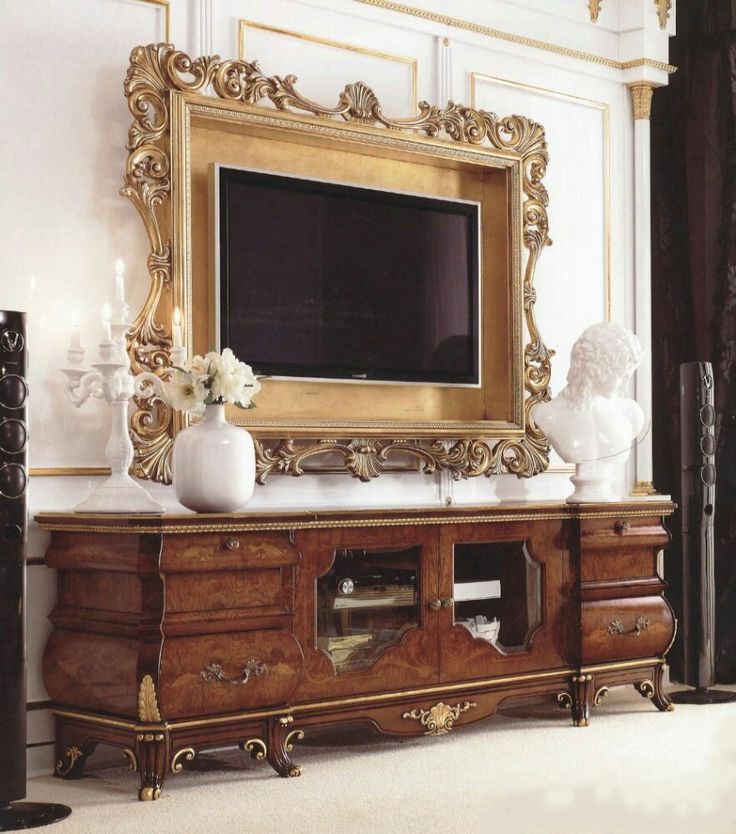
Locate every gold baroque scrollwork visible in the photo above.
<box><xmin>171</xmin><ymin>747</ymin><xmax>196</xmax><ymax>773</ymax></box>
<box><xmin>55</xmin><ymin>745</ymin><xmax>84</xmax><ymax>776</ymax></box>
<box><xmin>123</xmin><ymin>44</ymin><xmax>552</xmax><ymax>483</ymax></box>
<box><xmin>589</xmin><ymin>1</ymin><xmax>602</xmax><ymax>22</ymax></box>
<box><xmin>402</xmin><ymin>700</ymin><xmax>476</xmax><ymax>735</ymax></box>
<box><xmin>241</xmin><ymin>738</ymin><xmax>268</xmax><ymax>760</ymax></box>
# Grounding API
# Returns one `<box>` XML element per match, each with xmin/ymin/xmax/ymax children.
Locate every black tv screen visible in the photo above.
<box><xmin>217</xmin><ymin>166</ymin><xmax>481</xmax><ymax>386</ymax></box>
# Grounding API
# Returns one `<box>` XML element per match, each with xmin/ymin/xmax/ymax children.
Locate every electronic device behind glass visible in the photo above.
<box><xmin>216</xmin><ymin>166</ymin><xmax>481</xmax><ymax>387</ymax></box>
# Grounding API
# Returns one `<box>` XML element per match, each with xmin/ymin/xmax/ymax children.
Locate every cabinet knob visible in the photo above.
<box><xmin>614</xmin><ymin>520</ymin><xmax>631</xmax><ymax>534</ymax></box>
<box><xmin>427</xmin><ymin>599</ymin><xmax>442</xmax><ymax>612</ymax></box>
<box><xmin>440</xmin><ymin>598</ymin><xmax>454</xmax><ymax>609</ymax></box>
<box><xmin>224</xmin><ymin>538</ymin><xmax>240</xmax><ymax>551</ymax></box>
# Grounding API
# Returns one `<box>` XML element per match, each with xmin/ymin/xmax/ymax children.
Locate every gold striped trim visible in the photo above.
<box><xmin>35</xmin><ymin>506</ymin><xmax>674</xmax><ymax>535</ymax></box>
<box><xmin>353</xmin><ymin>0</ymin><xmax>676</xmax><ymax>74</ymax></box>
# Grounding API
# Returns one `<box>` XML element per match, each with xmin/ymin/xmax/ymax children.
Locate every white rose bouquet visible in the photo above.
<box><xmin>165</xmin><ymin>348</ymin><xmax>261</xmax><ymax>415</ymax></box>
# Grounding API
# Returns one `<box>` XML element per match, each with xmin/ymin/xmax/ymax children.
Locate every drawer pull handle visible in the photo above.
<box><xmin>440</xmin><ymin>598</ymin><xmax>454</xmax><ymax>609</ymax></box>
<box><xmin>614</xmin><ymin>520</ymin><xmax>631</xmax><ymax>534</ymax></box>
<box><xmin>224</xmin><ymin>538</ymin><xmax>240</xmax><ymax>551</ymax></box>
<box><xmin>608</xmin><ymin>616</ymin><xmax>651</xmax><ymax>636</ymax></box>
<box><xmin>428</xmin><ymin>599</ymin><xmax>442</xmax><ymax>612</ymax></box>
<box><xmin>199</xmin><ymin>658</ymin><xmax>266</xmax><ymax>686</ymax></box>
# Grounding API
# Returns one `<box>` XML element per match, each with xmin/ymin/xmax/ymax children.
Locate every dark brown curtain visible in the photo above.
<box><xmin>651</xmin><ymin>0</ymin><xmax>736</xmax><ymax>681</ymax></box>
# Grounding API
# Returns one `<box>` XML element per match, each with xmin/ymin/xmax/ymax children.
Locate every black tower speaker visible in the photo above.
<box><xmin>0</xmin><ymin>310</ymin><xmax>71</xmax><ymax>830</ymax></box>
<box><xmin>670</xmin><ymin>362</ymin><xmax>736</xmax><ymax>704</ymax></box>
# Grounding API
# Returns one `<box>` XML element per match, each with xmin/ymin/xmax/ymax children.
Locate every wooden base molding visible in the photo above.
<box><xmin>37</xmin><ymin>501</ymin><xmax>676</xmax><ymax>800</ymax></box>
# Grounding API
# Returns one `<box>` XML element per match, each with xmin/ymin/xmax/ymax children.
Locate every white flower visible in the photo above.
<box><xmin>166</xmin><ymin>348</ymin><xmax>261</xmax><ymax>412</ymax></box>
<box><xmin>209</xmin><ymin>348</ymin><xmax>261</xmax><ymax>407</ymax></box>
<box><xmin>165</xmin><ymin>368</ymin><xmax>206</xmax><ymax>415</ymax></box>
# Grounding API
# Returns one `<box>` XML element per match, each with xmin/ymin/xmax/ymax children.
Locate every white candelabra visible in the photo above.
<box><xmin>60</xmin><ymin>263</ymin><xmax>181</xmax><ymax>513</ymax></box>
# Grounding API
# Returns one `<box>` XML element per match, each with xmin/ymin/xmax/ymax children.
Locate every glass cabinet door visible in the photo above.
<box><xmin>316</xmin><ymin>546</ymin><xmax>421</xmax><ymax>673</ymax></box>
<box><xmin>452</xmin><ymin>540</ymin><xmax>541</xmax><ymax>652</ymax></box>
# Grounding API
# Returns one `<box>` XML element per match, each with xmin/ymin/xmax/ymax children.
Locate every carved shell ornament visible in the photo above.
<box><xmin>122</xmin><ymin>44</ymin><xmax>552</xmax><ymax>484</ymax></box>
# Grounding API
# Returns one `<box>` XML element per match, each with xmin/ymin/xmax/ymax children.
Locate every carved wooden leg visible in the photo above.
<box><xmin>570</xmin><ymin>674</ymin><xmax>594</xmax><ymax>727</ymax></box>
<box><xmin>135</xmin><ymin>732</ymin><xmax>169</xmax><ymax>801</ymax></box>
<box><xmin>54</xmin><ymin>719</ymin><xmax>97</xmax><ymax>779</ymax></box>
<box><xmin>635</xmin><ymin>666</ymin><xmax>674</xmax><ymax>712</ymax></box>
<box><xmin>55</xmin><ymin>741</ymin><xmax>97</xmax><ymax>779</ymax></box>
<box><xmin>266</xmin><ymin>715</ymin><xmax>304</xmax><ymax>778</ymax></box>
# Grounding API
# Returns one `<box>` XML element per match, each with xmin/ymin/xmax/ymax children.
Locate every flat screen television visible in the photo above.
<box><xmin>216</xmin><ymin>165</ymin><xmax>481</xmax><ymax>387</ymax></box>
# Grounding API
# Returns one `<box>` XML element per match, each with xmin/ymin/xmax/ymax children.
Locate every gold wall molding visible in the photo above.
<box><xmin>238</xmin><ymin>19</ymin><xmax>418</xmax><ymax>109</ymax></box>
<box><xmin>30</xmin><ymin>467</ymin><xmax>111</xmax><ymax>477</ymax></box>
<box><xmin>471</xmin><ymin>73</ymin><xmax>612</xmax><ymax>321</ymax></box>
<box><xmin>654</xmin><ymin>0</ymin><xmax>672</xmax><ymax>29</ymax></box>
<box><xmin>353</xmin><ymin>0</ymin><xmax>676</xmax><ymax>74</ymax></box>
<box><xmin>589</xmin><ymin>1</ymin><xmax>602</xmax><ymax>23</ymax></box>
<box><xmin>134</xmin><ymin>0</ymin><xmax>171</xmax><ymax>43</ymax></box>
<box><xmin>628</xmin><ymin>82</ymin><xmax>656</xmax><ymax>120</ymax></box>
<box><xmin>121</xmin><ymin>43</ymin><xmax>553</xmax><ymax>483</ymax></box>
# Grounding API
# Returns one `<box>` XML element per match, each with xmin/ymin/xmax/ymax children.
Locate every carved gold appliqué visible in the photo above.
<box><xmin>138</xmin><ymin>674</ymin><xmax>162</xmax><ymax>723</ymax></box>
<box><xmin>123</xmin><ymin>44</ymin><xmax>552</xmax><ymax>483</ymax></box>
<box><xmin>654</xmin><ymin>0</ymin><xmax>672</xmax><ymax>29</ymax></box>
<box><xmin>56</xmin><ymin>745</ymin><xmax>84</xmax><ymax>776</ymax></box>
<box><xmin>402</xmin><ymin>700</ymin><xmax>476</xmax><ymax>735</ymax></box>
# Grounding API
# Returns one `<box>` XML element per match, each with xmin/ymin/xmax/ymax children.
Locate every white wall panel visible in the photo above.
<box><xmin>239</xmin><ymin>21</ymin><xmax>418</xmax><ymax>114</ymax></box>
<box><xmin>0</xmin><ymin>0</ymin><xmax>170</xmax><ymax>469</ymax></box>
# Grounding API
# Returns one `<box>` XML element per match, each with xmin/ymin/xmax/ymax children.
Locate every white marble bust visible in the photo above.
<box><xmin>533</xmin><ymin>321</ymin><xmax>645</xmax><ymax>503</ymax></box>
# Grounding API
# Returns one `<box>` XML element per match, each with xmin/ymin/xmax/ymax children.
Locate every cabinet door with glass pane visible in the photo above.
<box><xmin>293</xmin><ymin>524</ymin><xmax>440</xmax><ymax>701</ymax></box>
<box><xmin>437</xmin><ymin>520</ymin><xmax>572</xmax><ymax>683</ymax></box>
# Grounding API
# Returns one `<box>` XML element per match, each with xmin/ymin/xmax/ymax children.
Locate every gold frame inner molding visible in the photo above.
<box><xmin>122</xmin><ymin>43</ymin><xmax>553</xmax><ymax>484</ymax></box>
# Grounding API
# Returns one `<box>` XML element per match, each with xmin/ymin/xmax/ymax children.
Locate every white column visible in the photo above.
<box><xmin>436</xmin><ymin>36</ymin><xmax>452</xmax><ymax>106</ymax></box>
<box><xmin>629</xmin><ymin>82</ymin><xmax>657</xmax><ymax>496</ymax></box>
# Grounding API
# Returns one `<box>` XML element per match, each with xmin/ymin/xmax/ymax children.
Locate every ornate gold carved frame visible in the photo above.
<box><xmin>122</xmin><ymin>44</ymin><xmax>552</xmax><ymax>484</ymax></box>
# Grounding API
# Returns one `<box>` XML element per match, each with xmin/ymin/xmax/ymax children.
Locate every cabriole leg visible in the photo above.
<box><xmin>635</xmin><ymin>665</ymin><xmax>675</xmax><ymax>712</ymax></box>
<box><xmin>266</xmin><ymin>715</ymin><xmax>304</xmax><ymax>778</ymax></box>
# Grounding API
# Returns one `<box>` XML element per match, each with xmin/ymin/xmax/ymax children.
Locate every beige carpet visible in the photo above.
<box><xmin>25</xmin><ymin>686</ymin><xmax>736</xmax><ymax>834</ymax></box>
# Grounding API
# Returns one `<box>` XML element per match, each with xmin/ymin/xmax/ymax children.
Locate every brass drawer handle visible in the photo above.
<box><xmin>607</xmin><ymin>616</ymin><xmax>651</xmax><ymax>636</ymax></box>
<box><xmin>614</xmin><ymin>520</ymin><xmax>631</xmax><ymax>534</ymax></box>
<box><xmin>427</xmin><ymin>599</ymin><xmax>441</xmax><ymax>612</ymax></box>
<box><xmin>199</xmin><ymin>658</ymin><xmax>266</xmax><ymax>686</ymax></box>
<box><xmin>224</xmin><ymin>538</ymin><xmax>240</xmax><ymax>551</ymax></box>
<box><xmin>440</xmin><ymin>598</ymin><xmax>454</xmax><ymax>609</ymax></box>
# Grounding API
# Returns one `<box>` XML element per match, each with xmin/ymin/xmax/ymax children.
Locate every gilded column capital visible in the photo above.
<box><xmin>628</xmin><ymin>83</ymin><xmax>656</xmax><ymax>120</ymax></box>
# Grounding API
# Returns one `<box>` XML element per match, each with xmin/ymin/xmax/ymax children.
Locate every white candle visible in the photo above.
<box><xmin>172</xmin><ymin>307</ymin><xmax>183</xmax><ymax>350</ymax></box>
<box><xmin>69</xmin><ymin>310</ymin><xmax>82</xmax><ymax>350</ymax></box>
<box><xmin>114</xmin><ymin>260</ymin><xmax>125</xmax><ymax>305</ymax></box>
<box><xmin>102</xmin><ymin>303</ymin><xmax>112</xmax><ymax>342</ymax></box>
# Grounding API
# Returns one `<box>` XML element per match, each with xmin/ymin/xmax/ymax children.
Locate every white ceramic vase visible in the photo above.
<box><xmin>172</xmin><ymin>403</ymin><xmax>255</xmax><ymax>513</ymax></box>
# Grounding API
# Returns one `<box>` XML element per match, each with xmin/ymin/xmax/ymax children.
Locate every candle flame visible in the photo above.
<box><xmin>115</xmin><ymin>259</ymin><xmax>125</xmax><ymax>276</ymax></box>
<box><xmin>173</xmin><ymin>306</ymin><xmax>182</xmax><ymax>326</ymax></box>
<box><xmin>72</xmin><ymin>309</ymin><xmax>81</xmax><ymax>327</ymax></box>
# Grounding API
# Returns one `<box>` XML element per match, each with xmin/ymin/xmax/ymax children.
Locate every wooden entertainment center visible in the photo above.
<box><xmin>38</xmin><ymin>499</ymin><xmax>675</xmax><ymax>801</ymax></box>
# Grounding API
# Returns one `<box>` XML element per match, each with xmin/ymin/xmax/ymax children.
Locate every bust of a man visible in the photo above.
<box><xmin>533</xmin><ymin>321</ymin><xmax>645</xmax><ymax>502</ymax></box>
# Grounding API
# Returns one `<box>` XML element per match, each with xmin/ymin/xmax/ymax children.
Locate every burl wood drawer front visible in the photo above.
<box><xmin>166</xmin><ymin>569</ymin><xmax>288</xmax><ymax>613</ymax></box>
<box><xmin>581</xmin><ymin>596</ymin><xmax>675</xmax><ymax>665</ymax></box>
<box><xmin>159</xmin><ymin>629</ymin><xmax>304</xmax><ymax>718</ymax></box>
<box><xmin>161</xmin><ymin>533</ymin><xmax>301</xmax><ymax>572</ymax></box>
